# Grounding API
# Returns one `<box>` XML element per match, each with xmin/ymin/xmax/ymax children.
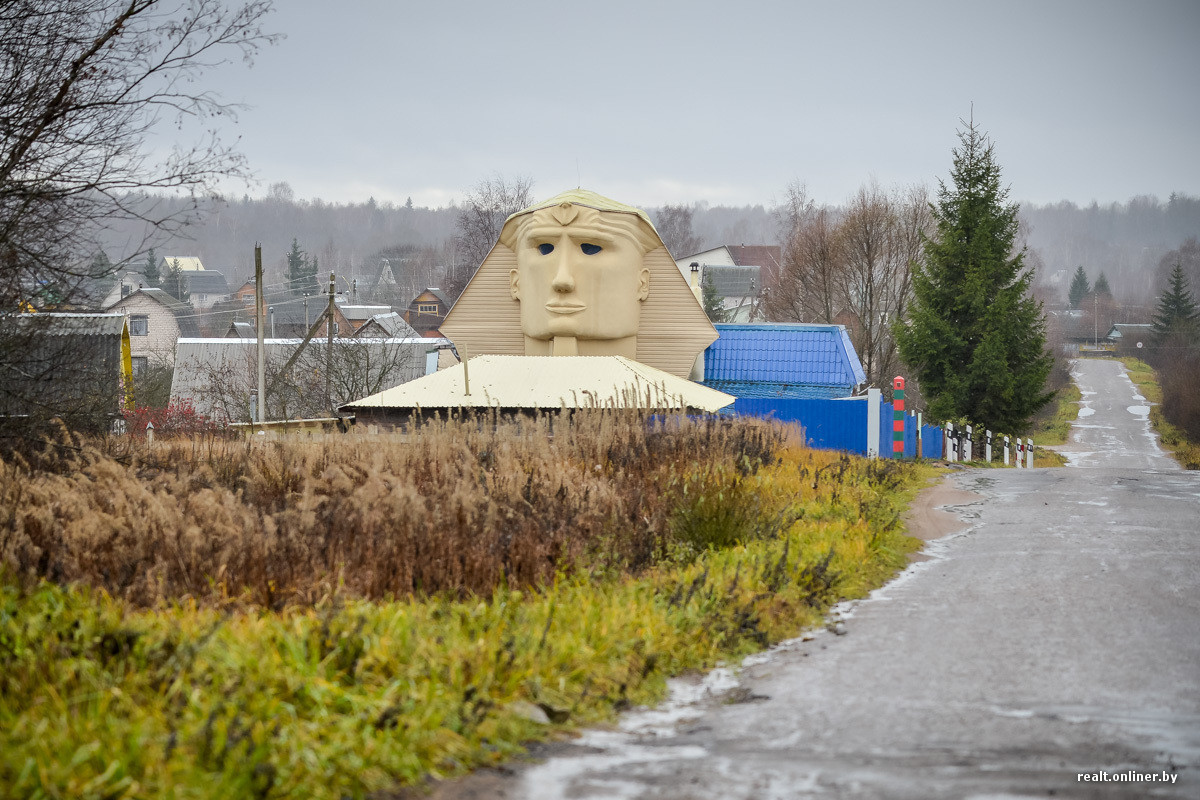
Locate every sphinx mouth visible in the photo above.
<box><xmin>545</xmin><ymin>303</ymin><xmax>586</xmax><ymax>315</ymax></box>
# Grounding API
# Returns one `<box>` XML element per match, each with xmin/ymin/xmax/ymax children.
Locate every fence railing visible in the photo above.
<box><xmin>730</xmin><ymin>380</ymin><xmax>1033</xmax><ymax>465</ymax></box>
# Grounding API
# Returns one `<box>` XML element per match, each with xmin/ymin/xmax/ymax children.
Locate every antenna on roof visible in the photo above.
<box><xmin>576</xmin><ymin>159</ymin><xmax>581</xmax><ymax>188</ymax></box>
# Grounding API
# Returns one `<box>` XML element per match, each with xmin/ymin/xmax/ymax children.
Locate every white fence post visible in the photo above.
<box><xmin>945</xmin><ymin>422</ymin><xmax>955</xmax><ymax>462</ymax></box>
<box><xmin>1026</xmin><ymin>437</ymin><xmax>1035</xmax><ymax>469</ymax></box>
<box><xmin>965</xmin><ymin>424</ymin><xmax>973</xmax><ymax>462</ymax></box>
<box><xmin>866</xmin><ymin>387</ymin><xmax>881</xmax><ymax>459</ymax></box>
<box><xmin>985</xmin><ymin>429</ymin><xmax>992</xmax><ymax>463</ymax></box>
<box><xmin>1003</xmin><ymin>435</ymin><xmax>1010</xmax><ymax>466</ymax></box>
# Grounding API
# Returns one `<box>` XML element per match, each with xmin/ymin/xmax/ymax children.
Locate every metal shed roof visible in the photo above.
<box><xmin>14</xmin><ymin>312</ymin><xmax>128</xmax><ymax>337</ymax></box>
<box><xmin>703</xmin><ymin>323</ymin><xmax>866</xmax><ymax>397</ymax></box>
<box><xmin>341</xmin><ymin>355</ymin><xmax>734</xmax><ymax>413</ymax></box>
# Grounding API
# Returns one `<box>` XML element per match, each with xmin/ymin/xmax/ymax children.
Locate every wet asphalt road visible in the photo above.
<box><xmin>516</xmin><ymin>359</ymin><xmax>1200</xmax><ymax>799</ymax></box>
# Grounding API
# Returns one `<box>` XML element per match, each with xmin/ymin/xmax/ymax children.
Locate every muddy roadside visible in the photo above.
<box><xmin>384</xmin><ymin>468</ymin><xmax>979</xmax><ymax>800</ymax></box>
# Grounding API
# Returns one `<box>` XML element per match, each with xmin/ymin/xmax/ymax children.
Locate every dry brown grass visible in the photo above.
<box><xmin>1</xmin><ymin>413</ymin><xmax>788</xmax><ymax>607</ymax></box>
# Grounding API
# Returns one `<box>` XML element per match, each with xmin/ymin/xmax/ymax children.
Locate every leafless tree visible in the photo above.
<box><xmin>179</xmin><ymin>339</ymin><xmax>428</xmax><ymax>423</ymax></box>
<box><xmin>450</xmin><ymin>175</ymin><xmax>534</xmax><ymax>301</ymax></box>
<box><xmin>837</xmin><ymin>183</ymin><xmax>931</xmax><ymax>386</ymax></box>
<box><xmin>772</xmin><ymin>180</ymin><xmax>815</xmax><ymax>248</ymax></box>
<box><xmin>653</xmin><ymin>204</ymin><xmax>702</xmax><ymax>258</ymax></box>
<box><xmin>1</xmin><ymin>0</ymin><xmax>277</xmax><ymax>428</ymax></box>
<box><xmin>764</xmin><ymin>182</ymin><xmax>932</xmax><ymax>387</ymax></box>
<box><xmin>765</xmin><ymin>206</ymin><xmax>843</xmax><ymax>325</ymax></box>
<box><xmin>836</xmin><ymin>184</ymin><xmax>895</xmax><ymax>383</ymax></box>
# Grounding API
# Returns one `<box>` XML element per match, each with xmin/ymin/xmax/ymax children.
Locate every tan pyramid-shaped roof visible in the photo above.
<box><xmin>340</xmin><ymin>355</ymin><xmax>733</xmax><ymax>413</ymax></box>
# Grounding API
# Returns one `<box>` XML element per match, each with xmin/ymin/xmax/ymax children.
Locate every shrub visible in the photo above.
<box><xmin>123</xmin><ymin>399</ymin><xmax>219</xmax><ymax>436</ymax></box>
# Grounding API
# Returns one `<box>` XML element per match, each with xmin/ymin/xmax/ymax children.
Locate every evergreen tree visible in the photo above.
<box><xmin>286</xmin><ymin>237</ymin><xmax>318</xmax><ymax>294</ymax></box>
<box><xmin>700</xmin><ymin>271</ymin><xmax>729</xmax><ymax>323</ymax></box>
<box><xmin>91</xmin><ymin>249</ymin><xmax>112</xmax><ymax>277</ymax></box>
<box><xmin>1151</xmin><ymin>262</ymin><xmax>1199</xmax><ymax>343</ymax></box>
<box><xmin>143</xmin><ymin>248</ymin><xmax>160</xmax><ymax>288</ymax></box>
<box><xmin>1068</xmin><ymin>265</ymin><xmax>1090</xmax><ymax>308</ymax></box>
<box><xmin>1093</xmin><ymin>271</ymin><xmax>1111</xmax><ymax>297</ymax></box>
<box><xmin>161</xmin><ymin>258</ymin><xmax>190</xmax><ymax>303</ymax></box>
<box><xmin>895</xmin><ymin>119</ymin><xmax>1052</xmax><ymax>434</ymax></box>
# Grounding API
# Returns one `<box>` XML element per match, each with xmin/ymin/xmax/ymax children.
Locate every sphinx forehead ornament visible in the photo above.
<box><xmin>550</xmin><ymin>202</ymin><xmax>579</xmax><ymax>226</ymax></box>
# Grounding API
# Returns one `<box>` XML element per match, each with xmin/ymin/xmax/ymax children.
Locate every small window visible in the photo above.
<box><xmin>121</xmin><ymin>284</ymin><xmax>133</xmax><ymax>298</ymax></box>
<box><xmin>131</xmin><ymin>356</ymin><xmax>148</xmax><ymax>377</ymax></box>
<box><xmin>129</xmin><ymin>315</ymin><xmax>148</xmax><ymax>336</ymax></box>
<box><xmin>243</xmin><ymin>295</ymin><xmax>255</xmax><ymax>306</ymax></box>
<box><xmin>418</xmin><ymin>303</ymin><xmax>439</xmax><ymax>314</ymax></box>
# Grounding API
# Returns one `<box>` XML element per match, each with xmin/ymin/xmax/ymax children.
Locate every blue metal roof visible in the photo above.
<box><xmin>702</xmin><ymin>323</ymin><xmax>866</xmax><ymax>397</ymax></box>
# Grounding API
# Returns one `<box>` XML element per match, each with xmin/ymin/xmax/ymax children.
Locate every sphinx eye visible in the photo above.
<box><xmin>537</xmin><ymin>243</ymin><xmax>554</xmax><ymax>255</ymax></box>
<box><xmin>580</xmin><ymin>243</ymin><xmax>602</xmax><ymax>255</ymax></box>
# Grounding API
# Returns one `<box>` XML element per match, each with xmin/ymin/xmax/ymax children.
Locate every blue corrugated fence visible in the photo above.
<box><xmin>730</xmin><ymin>397</ymin><xmax>942</xmax><ymax>459</ymax></box>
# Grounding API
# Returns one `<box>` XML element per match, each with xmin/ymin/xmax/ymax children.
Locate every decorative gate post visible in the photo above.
<box><xmin>867</xmin><ymin>387</ymin><xmax>881</xmax><ymax>459</ymax></box>
<box><xmin>892</xmin><ymin>377</ymin><xmax>905</xmax><ymax>459</ymax></box>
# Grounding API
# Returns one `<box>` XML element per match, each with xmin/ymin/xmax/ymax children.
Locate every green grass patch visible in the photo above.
<box><xmin>1</xmin><ymin>424</ymin><xmax>933</xmax><ymax>799</ymax></box>
<box><xmin>1120</xmin><ymin>357</ymin><xmax>1200</xmax><ymax>469</ymax></box>
<box><xmin>1031</xmin><ymin>382</ymin><xmax>1082</xmax><ymax>447</ymax></box>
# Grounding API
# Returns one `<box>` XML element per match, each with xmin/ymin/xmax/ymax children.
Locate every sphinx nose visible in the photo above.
<box><xmin>551</xmin><ymin>252</ymin><xmax>575</xmax><ymax>292</ymax></box>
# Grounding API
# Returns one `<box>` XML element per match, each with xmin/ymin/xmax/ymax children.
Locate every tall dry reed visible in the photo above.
<box><xmin>1</xmin><ymin>412</ymin><xmax>787</xmax><ymax>607</ymax></box>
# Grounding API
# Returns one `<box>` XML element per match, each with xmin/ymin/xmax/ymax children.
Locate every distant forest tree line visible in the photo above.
<box><xmin>97</xmin><ymin>185</ymin><xmax>1199</xmax><ymax>311</ymax></box>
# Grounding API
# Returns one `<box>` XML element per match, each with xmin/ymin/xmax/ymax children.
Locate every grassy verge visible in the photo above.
<box><xmin>1</xmin><ymin>421</ymin><xmax>932</xmax><ymax>799</ymax></box>
<box><xmin>1031</xmin><ymin>382</ymin><xmax>1082</xmax><ymax>448</ymax></box>
<box><xmin>1121</xmin><ymin>357</ymin><xmax>1200</xmax><ymax>469</ymax></box>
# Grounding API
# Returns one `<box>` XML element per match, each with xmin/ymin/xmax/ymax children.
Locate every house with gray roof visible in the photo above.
<box><xmin>104</xmin><ymin>287</ymin><xmax>199</xmax><ymax>374</ymax></box>
<box><xmin>354</xmin><ymin>311</ymin><xmax>419</xmax><ymax>339</ymax></box>
<box><xmin>183</xmin><ymin>270</ymin><xmax>231</xmax><ymax>310</ymax></box>
<box><xmin>674</xmin><ymin>245</ymin><xmax>781</xmax><ymax>323</ymax></box>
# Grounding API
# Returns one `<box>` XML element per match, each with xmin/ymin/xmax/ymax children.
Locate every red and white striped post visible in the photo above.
<box><xmin>892</xmin><ymin>377</ymin><xmax>905</xmax><ymax>459</ymax></box>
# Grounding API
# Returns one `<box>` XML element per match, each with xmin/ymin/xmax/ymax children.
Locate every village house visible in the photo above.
<box><xmin>103</xmin><ymin>288</ymin><xmax>199</xmax><ymax>375</ymax></box>
<box><xmin>674</xmin><ymin>244</ymin><xmax>782</xmax><ymax>323</ymax></box>
<box><xmin>401</xmin><ymin>288</ymin><xmax>450</xmax><ymax>336</ymax></box>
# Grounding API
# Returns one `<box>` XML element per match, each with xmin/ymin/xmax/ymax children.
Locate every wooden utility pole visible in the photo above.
<box><xmin>255</xmin><ymin>244</ymin><xmax>265</xmax><ymax>423</ymax></box>
<box><xmin>326</xmin><ymin>270</ymin><xmax>335</xmax><ymax>413</ymax></box>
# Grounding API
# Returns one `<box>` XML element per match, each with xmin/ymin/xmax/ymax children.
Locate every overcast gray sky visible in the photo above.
<box><xmin>199</xmin><ymin>0</ymin><xmax>1200</xmax><ymax>210</ymax></box>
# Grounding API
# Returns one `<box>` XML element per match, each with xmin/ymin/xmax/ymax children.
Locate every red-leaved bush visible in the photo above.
<box><xmin>122</xmin><ymin>399</ymin><xmax>219</xmax><ymax>436</ymax></box>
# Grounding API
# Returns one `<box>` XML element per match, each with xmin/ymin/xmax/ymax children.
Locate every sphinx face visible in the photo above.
<box><xmin>509</xmin><ymin>204</ymin><xmax>650</xmax><ymax>343</ymax></box>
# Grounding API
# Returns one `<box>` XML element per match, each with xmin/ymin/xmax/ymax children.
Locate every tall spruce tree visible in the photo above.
<box><xmin>286</xmin><ymin>238</ymin><xmax>312</xmax><ymax>294</ymax></box>
<box><xmin>143</xmin><ymin>248</ymin><xmax>160</xmax><ymax>288</ymax></box>
<box><xmin>1151</xmin><ymin>262</ymin><xmax>1199</xmax><ymax>343</ymax></box>
<box><xmin>700</xmin><ymin>271</ymin><xmax>729</xmax><ymax>323</ymax></box>
<box><xmin>1068</xmin><ymin>265</ymin><xmax>1091</xmax><ymax>308</ymax></box>
<box><xmin>161</xmin><ymin>258</ymin><xmax>190</xmax><ymax>303</ymax></box>
<box><xmin>895</xmin><ymin>119</ymin><xmax>1053</xmax><ymax>433</ymax></box>
<box><xmin>1093</xmin><ymin>271</ymin><xmax>1111</xmax><ymax>297</ymax></box>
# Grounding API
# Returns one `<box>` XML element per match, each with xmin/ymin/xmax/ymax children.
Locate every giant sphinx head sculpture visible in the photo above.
<box><xmin>501</xmin><ymin>195</ymin><xmax>659</xmax><ymax>357</ymax></box>
<box><xmin>440</xmin><ymin>189</ymin><xmax>716</xmax><ymax>377</ymax></box>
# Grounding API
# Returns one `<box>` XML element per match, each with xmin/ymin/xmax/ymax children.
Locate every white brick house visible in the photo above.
<box><xmin>103</xmin><ymin>288</ymin><xmax>199</xmax><ymax>376</ymax></box>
